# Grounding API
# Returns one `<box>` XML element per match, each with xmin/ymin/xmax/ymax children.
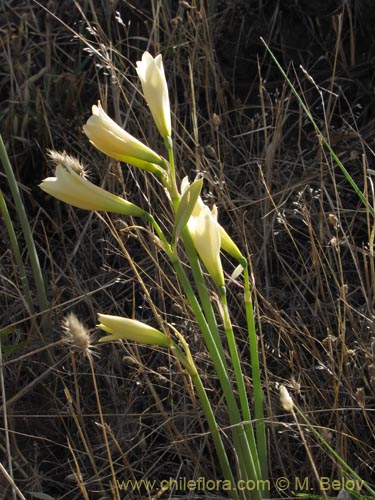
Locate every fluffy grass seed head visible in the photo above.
<box><xmin>62</xmin><ymin>313</ymin><xmax>95</xmax><ymax>358</ymax></box>
<box><xmin>48</xmin><ymin>150</ymin><xmax>89</xmax><ymax>178</ymax></box>
<box><xmin>40</xmin><ymin>150</ymin><xmax>146</xmax><ymax>216</ymax></box>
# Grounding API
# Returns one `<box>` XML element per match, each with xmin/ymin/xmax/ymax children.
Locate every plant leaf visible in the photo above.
<box><xmin>172</xmin><ymin>178</ymin><xmax>203</xmax><ymax>246</ymax></box>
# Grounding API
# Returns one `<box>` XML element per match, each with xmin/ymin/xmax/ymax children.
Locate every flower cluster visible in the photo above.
<box><xmin>40</xmin><ymin>51</ymin><xmax>243</xmax><ymax>353</ymax></box>
<box><xmin>39</xmin><ymin>51</ymin><xmax>269</xmax><ymax>497</ymax></box>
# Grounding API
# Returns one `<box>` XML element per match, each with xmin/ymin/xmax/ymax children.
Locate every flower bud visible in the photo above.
<box><xmin>136</xmin><ymin>52</ymin><xmax>172</xmax><ymax>139</ymax></box>
<box><xmin>97</xmin><ymin>314</ymin><xmax>169</xmax><ymax>347</ymax></box>
<box><xmin>280</xmin><ymin>385</ymin><xmax>294</xmax><ymax>412</ymax></box>
<box><xmin>181</xmin><ymin>177</ymin><xmax>244</xmax><ymax>262</ymax></box>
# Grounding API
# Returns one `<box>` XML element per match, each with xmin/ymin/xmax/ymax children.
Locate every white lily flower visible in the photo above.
<box><xmin>136</xmin><ymin>52</ymin><xmax>172</xmax><ymax>139</ymax></box>
<box><xmin>182</xmin><ymin>177</ymin><xmax>243</xmax><ymax>262</ymax></box>
<box><xmin>188</xmin><ymin>205</ymin><xmax>225</xmax><ymax>287</ymax></box>
<box><xmin>83</xmin><ymin>102</ymin><xmax>163</xmax><ymax>172</ymax></box>
<box><xmin>39</xmin><ymin>152</ymin><xmax>145</xmax><ymax>216</ymax></box>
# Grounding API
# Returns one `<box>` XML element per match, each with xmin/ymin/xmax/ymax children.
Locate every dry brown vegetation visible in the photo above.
<box><xmin>1</xmin><ymin>0</ymin><xmax>375</xmax><ymax>499</ymax></box>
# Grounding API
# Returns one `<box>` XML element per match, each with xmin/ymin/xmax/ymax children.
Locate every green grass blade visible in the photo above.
<box><xmin>260</xmin><ymin>37</ymin><xmax>374</xmax><ymax>218</ymax></box>
<box><xmin>0</xmin><ymin>191</ymin><xmax>34</xmax><ymax>313</ymax></box>
<box><xmin>0</xmin><ymin>134</ymin><xmax>48</xmax><ymax>311</ymax></box>
<box><xmin>295</xmin><ymin>405</ymin><xmax>375</xmax><ymax>498</ymax></box>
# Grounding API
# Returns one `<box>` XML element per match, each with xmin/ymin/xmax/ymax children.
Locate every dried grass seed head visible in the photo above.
<box><xmin>62</xmin><ymin>312</ymin><xmax>94</xmax><ymax>356</ymax></box>
<box><xmin>48</xmin><ymin>150</ymin><xmax>89</xmax><ymax>178</ymax></box>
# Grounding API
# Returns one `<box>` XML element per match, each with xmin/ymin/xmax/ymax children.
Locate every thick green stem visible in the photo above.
<box><xmin>169</xmin><ymin>255</ymin><xmax>263</xmax><ymax>498</ymax></box>
<box><xmin>219</xmin><ymin>286</ymin><xmax>263</xmax><ymax>487</ymax></box>
<box><xmin>164</xmin><ymin>136</ymin><xmax>179</xmax><ymax>205</ymax></box>
<box><xmin>160</xmin><ymin>144</ymin><xmax>263</xmax><ymax>498</ymax></box>
<box><xmin>171</xmin><ymin>338</ymin><xmax>238</xmax><ymax>497</ymax></box>
<box><xmin>182</xmin><ymin>229</ymin><xmax>227</xmax><ymax>365</ymax></box>
<box><xmin>147</xmin><ymin>214</ymin><xmax>254</xmax><ymax>496</ymax></box>
<box><xmin>0</xmin><ymin>134</ymin><xmax>48</xmax><ymax>311</ymax></box>
<box><xmin>191</xmin><ymin>370</ymin><xmax>239</xmax><ymax>499</ymax></box>
<box><xmin>243</xmin><ymin>265</ymin><xmax>268</xmax><ymax>484</ymax></box>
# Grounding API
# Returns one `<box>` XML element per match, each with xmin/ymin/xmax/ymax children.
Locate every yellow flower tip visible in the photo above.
<box><xmin>219</xmin><ymin>226</ymin><xmax>244</xmax><ymax>262</ymax></box>
<box><xmin>188</xmin><ymin>205</ymin><xmax>225</xmax><ymax>288</ymax></box>
<box><xmin>40</xmin><ymin>153</ymin><xmax>146</xmax><ymax>216</ymax></box>
<box><xmin>62</xmin><ymin>313</ymin><xmax>94</xmax><ymax>357</ymax></box>
<box><xmin>83</xmin><ymin>101</ymin><xmax>163</xmax><ymax>169</ymax></box>
<box><xmin>280</xmin><ymin>385</ymin><xmax>294</xmax><ymax>412</ymax></box>
<box><xmin>136</xmin><ymin>52</ymin><xmax>172</xmax><ymax>139</ymax></box>
<box><xmin>97</xmin><ymin>314</ymin><xmax>169</xmax><ymax>347</ymax></box>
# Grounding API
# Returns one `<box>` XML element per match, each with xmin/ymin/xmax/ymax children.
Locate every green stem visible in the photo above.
<box><xmin>147</xmin><ymin>214</ymin><xmax>256</xmax><ymax>496</ymax></box>
<box><xmin>143</xmin><ymin>213</ymin><xmax>171</xmax><ymax>252</ymax></box>
<box><xmin>0</xmin><ymin>134</ymin><xmax>48</xmax><ymax>311</ymax></box>
<box><xmin>243</xmin><ymin>264</ymin><xmax>268</xmax><ymax>484</ymax></box>
<box><xmin>169</xmin><ymin>255</ymin><xmax>262</xmax><ymax>498</ymax></box>
<box><xmin>164</xmin><ymin>135</ymin><xmax>175</xmax><ymax>180</ymax></box>
<box><xmin>159</xmin><ymin>144</ymin><xmax>263</xmax><ymax>497</ymax></box>
<box><xmin>182</xmin><ymin>229</ymin><xmax>227</xmax><ymax>365</ymax></box>
<box><xmin>164</xmin><ymin>136</ymin><xmax>179</xmax><ymax>205</ymax></box>
<box><xmin>172</xmin><ymin>336</ymin><xmax>239</xmax><ymax>499</ymax></box>
<box><xmin>181</xmin><ymin>230</ymin><xmax>265</xmax><ymax>493</ymax></box>
<box><xmin>191</xmin><ymin>371</ymin><xmax>239</xmax><ymax>499</ymax></box>
<box><xmin>219</xmin><ymin>286</ymin><xmax>263</xmax><ymax>486</ymax></box>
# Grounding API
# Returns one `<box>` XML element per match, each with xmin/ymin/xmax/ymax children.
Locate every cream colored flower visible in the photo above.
<box><xmin>181</xmin><ymin>177</ymin><xmax>243</xmax><ymax>262</ymax></box>
<box><xmin>39</xmin><ymin>152</ymin><xmax>145</xmax><ymax>216</ymax></box>
<box><xmin>188</xmin><ymin>205</ymin><xmax>225</xmax><ymax>287</ymax></box>
<box><xmin>83</xmin><ymin>102</ymin><xmax>163</xmax><ymax>172</ymax></box>
<box><xmin>97</xmin><ymin>314</ymin><xmax>169</xmax><ymax>346</ymax></box>
<box><xmin>136</xmin><ymin>52</ymin><xmax>171</xmax><ymax>139</ymax></box>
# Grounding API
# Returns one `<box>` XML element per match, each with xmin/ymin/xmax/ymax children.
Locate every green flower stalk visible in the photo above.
<box><xmin>98</xmin><ymin>314</ymin><xmax>238</xmax><ymax>498</ymax></box>
<box><xmin>40</xmin><ymin>151</ymin><xmax>147</xmax><ymax>216</ymax></box>
<box><xmin>83</xmin><ymin>102</ymin><xmax>164</xmax><ymax>175</ymax></box>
